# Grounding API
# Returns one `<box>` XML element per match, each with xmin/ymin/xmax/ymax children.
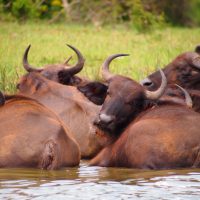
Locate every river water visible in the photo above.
<box><xmin>0</xmin><ymin>161</ymin><xmax>199</xmax><ymax>200</ymax></box>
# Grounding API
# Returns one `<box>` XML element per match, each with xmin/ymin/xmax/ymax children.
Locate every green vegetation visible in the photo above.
<box><xmin>0</xmin><ymin>21</ymin><xmax>200</xmax><ymax>93</ymax></box>
<box><xmin>1</xmin><ymin>0</ymin><xmax>200</xmax><ymax>28</ymax></box>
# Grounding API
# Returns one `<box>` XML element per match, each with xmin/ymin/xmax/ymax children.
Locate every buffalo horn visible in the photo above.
<box><xmin>145</xmin><ymin>69</ymin><xmax>167</xmax><ymax>100</ymax></box>
<box><xmin>23</xmin><ymin>45</ymin><xmax>43</xmax><ymax>72</ymax></box>
<box><xmin>175</xmin><ymin>84</ymin><xmax>193</xmax><ymax>108</ymax></box>
<box><xmin>64</xmin><ymin>44</ymin><xmax>85</xmax><ymax>75</ymax></box>
<box><xmin>101</xmin><ymin>54</ymin><xmax>129</xmax><ymax>81</ymax></box>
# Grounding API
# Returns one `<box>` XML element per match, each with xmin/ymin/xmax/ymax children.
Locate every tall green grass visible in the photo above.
<box><xmin>0</xmin><ymin>21</ymin><xmax>200</xmax><ymax>93</ymax></box>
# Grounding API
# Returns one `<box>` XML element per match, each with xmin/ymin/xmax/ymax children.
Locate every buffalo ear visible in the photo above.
<box><xmin>77</xmin><ymin>81</ymin><xmax>108</xmax><ymax>105</ymax></box>
<box><xmin>195</xmin><ymin>45</ymin><xmax>200</xmax><ymax>54</ymax></box>
<box><xmin>58</xmin><ymin>71</ymin><xmax>71</xmax><ymax>85</ymax></box>
<box><xmin>58</xmin><ymin>70</ymin><xmax>82</xmax><ymax>86</ymax></box>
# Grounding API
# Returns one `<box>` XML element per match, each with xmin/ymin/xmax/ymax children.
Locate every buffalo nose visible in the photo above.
<box><xmin>99</xmin><ymin>113</ymin><xmax>114</xmax><ymax>124</ymax></box>
<box><xmin>140</xmin><ymin>78</ymin><xmax>153</xmax><ymax>87</ymax></box>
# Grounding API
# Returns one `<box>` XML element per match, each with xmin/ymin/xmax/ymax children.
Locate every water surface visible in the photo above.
<box><xmin>0</xmin><ymin>161</ymin><xmax>200</xmax><ymax>200</ymax></box>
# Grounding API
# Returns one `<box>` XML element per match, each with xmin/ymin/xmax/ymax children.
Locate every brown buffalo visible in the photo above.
<box><xmin>140</xmin><ymin>45</ymin><xmax>200</xmax><ymax>112</ymax></box>
<box><xmin>0</xmin><ymin>91</ymin><xmax>80</xmax><ymax>169</ymax></box>
<box><xmin>22</xmin><ymin>44</ymin><xmax>88</xmax><ymax>86</ymax></box>
<box><xmin>17</xmin><ymin>72</ymin><xmax>108</xmax><ymax>158</ymax></box>
<box><xmin>78</xmin><ymin>54</ymin><xmax>200</xmax><ymax>169</ymax></box>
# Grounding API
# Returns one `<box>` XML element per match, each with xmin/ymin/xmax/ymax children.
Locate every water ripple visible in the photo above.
<box><xmin>0</xmin><ymin>164</ymin><xmax>200</xmax><ymax>200</ymax></box>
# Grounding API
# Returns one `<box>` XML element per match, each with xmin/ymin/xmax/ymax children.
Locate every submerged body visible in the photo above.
<box><xmin>18</xmin><ymin>44</ymin><xmax>107</xmax><ymax>158</ymax></box>
<box><xmin>90</xmin><ymin>104</ymin><xmax>200</xmax><ymax>169</ymax></box>
<box><xmin>0</xmin><ymin>95</ymin><xmax>80</xmax><ymax>169</ymax></box>
<box><xmin>77</xmin><ymin>54</ymin><xmax>200</xmax><ymax>169</ymax></box>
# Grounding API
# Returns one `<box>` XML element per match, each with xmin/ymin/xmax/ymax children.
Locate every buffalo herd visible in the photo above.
<box><xmin>0</xmin><ymin>44</ymin><xmax>200</xmax><ymax>170</ymax></box>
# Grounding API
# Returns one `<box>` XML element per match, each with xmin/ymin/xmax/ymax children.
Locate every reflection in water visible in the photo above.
<box><xmin>0</xmin><ymin>161</ymin><xmax>200</xmax><ymax>200</ymax></box>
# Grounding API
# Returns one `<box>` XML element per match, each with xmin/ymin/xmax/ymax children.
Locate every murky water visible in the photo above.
<box><xmin>0</xmin><ymin>161</ymin><xmax>200</xmax><ymax>200</ymax></box>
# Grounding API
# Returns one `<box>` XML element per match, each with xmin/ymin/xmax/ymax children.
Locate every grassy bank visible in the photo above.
<box><xmin>0</xmin><ymin>21</ymin><xmax>200</xmax><ymax>93</ymax></box>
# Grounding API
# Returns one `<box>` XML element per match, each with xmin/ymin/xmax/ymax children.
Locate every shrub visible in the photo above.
<box><xmin>12</xmin><ymin>0</ymin><xmax>39</xmax><ymax>20</ymax></box>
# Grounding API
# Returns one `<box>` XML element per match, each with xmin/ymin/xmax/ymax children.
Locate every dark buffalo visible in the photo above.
<box><xmin>140</xmin><ymin>45</ymin><xmax>200</xmax><ymax>112</ymax></box>
<box><xmin>0</xmin><ymin>91</ymin><xmax>80</xmax><ymax>169</ymax></box>
<box><xmin>22</xmin><ymin>44</ymin><xmax>88</xmax><ymax>86</ymax></box>
<box><xmin>78</xmin><ymin>54</ymin><xmax>200</xmax><ymax>169</ymax></box>
<box><xmin>141</xmin><ymin>45</ymin><xmax>200</xmax><ymax>90</ymax></box>
<box><xmin>17</xmin><ymin>72</ymin><xmax>109</xmax><ymax>158</ymax></box>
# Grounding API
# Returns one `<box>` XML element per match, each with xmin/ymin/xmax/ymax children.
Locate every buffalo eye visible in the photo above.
<box><xmin>143</xmin><ymin>81</ymin><xmax>153</xmax><ymax>87</ymax></box>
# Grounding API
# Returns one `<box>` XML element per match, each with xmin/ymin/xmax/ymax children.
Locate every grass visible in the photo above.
<box><xmin>0</xmin><ymin>21</ymin><xmax>200</xmax><ymax>93</ymax></box>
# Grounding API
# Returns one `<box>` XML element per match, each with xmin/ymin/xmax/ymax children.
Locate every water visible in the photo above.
<box><xmin>0</xmin><ymin>161</ymin><xmax>200</xmax><ymax>200</ymax></box>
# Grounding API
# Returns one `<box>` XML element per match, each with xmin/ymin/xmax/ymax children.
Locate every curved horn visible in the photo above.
<box><xmin>0</xmin><ymin>91</ymin><xmax>5</xmax><ymax>106</ymax></box>
<box><xmin>175</xmin><ymin>84</ymin><xmax>193</xmax><ymax>108</ymax></box>
<box><xmin>64</xmin><ymin>44</ymin><xmax>85</xmax><ymax>75</ymax></box>
<box><xmin>145</xmin><ymin>69</ymin><xmax>167</xmax><ymax>100</ymax></box>
<box><xmin>23</xmin><ymin>45</ymin><xmax>43</xmax><ymax>72</ymax></box>
<box><xmin>101</xmin><ymin>54</ymin><xmax>129</xmax><ymax>81</ymax></box>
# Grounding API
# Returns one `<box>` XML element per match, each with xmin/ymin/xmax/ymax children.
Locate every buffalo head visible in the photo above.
<box><xmin>78</xmin><ymin>54</ymin><xmax>167</xmax><ymax>135</ymax></box>
<box><xmin>22</xmin><ymin>44</ymin><xmax>85</xmax><ymax>86</ymax></box>
<box><xmin>141</xmin><ymin>45</ymin><xmax>200</xmax><ymax>90</ymax></box>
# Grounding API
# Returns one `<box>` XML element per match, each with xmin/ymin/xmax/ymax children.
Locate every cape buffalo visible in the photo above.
<box><xmin>0</xmin><ymin>92</ymin><xmax>80</xmax><ymax>169</ymax></box>
<box><xmin>140</xmin><ymin>45</ymin><xmax>200</xmax><ymax>112</ymax></box>
<box><xmin>78</xmin><ymin>54</ymin><xmax>200</xmax><ymax>169</ymax></box>
<box><xmin>141</xmin><ymin>45</ymin><xmax>200</xmax><ymax>90</ymax></box>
